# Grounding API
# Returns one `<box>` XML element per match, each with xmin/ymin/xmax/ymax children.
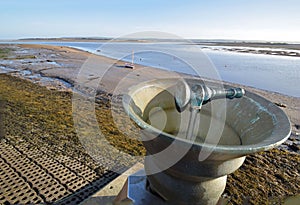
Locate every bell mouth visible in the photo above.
<box><xmin>123</xmin><ymin>78</ymin><xmax>291</xmax><ymax>155</ymax></box>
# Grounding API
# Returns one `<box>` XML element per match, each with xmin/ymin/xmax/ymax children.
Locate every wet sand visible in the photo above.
<box><xmin>0</xmin><ymin>44</ymin><xmax>299</xmax><ymax>204</ymax></box>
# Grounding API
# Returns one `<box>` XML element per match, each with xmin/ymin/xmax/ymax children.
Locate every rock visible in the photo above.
<box><xmin>274</xmin><ymin>102</ymin><xmax>287</xmax><ymax>108</ymax></box>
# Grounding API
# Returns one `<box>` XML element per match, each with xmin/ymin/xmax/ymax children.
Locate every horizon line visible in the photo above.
<box><xmin>1</xmin><ymin>36</ymin><xmax>300</xmax><ymax>44</ymax></box>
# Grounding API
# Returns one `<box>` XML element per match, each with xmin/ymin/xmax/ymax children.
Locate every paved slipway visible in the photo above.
<box><xmin>0</xmin><ymin>44</ymin><xmax>299</xmax><ymax>205</ymax></box>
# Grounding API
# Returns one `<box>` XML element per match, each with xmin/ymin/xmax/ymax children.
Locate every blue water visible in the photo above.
<box><xmin>2</xmin><ymin>41</ymin><xmax>300</xmax><ymax>97</ymax></box>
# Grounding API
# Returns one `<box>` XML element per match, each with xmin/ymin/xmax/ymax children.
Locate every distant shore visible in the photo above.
<box><xmin>200</xmin><ymin>42</ymin><xmax>300</xmax><ymax>57</ymax></box>
<box><xmin>2</xmin><ymin>37</ymin><xmax>300</xmax><ymax>57</ymax></box>
<box><xmin>0</xmin><ymin>43</ymin><xmax>299</xmax><ymax>204</ymax></box>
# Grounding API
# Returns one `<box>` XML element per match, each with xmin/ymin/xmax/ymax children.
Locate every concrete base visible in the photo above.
<box><xmin>80</xmin><ymin>163</ymin><xmax>229</xmax><ymax>205</ymax></box>
<box><xmin>80</xmin><ymin>163</ymin><xmax>144</xmax><ymax>205</ymax></box>
<box><xmin>80</xmin><ymin>162</ymin><xmax>167</xmax><ymax>205</ymax></box>
<box><xmin>114</xmin><ymin>170</ymin><xmax>169</xmax><ymax>205</ymax></box>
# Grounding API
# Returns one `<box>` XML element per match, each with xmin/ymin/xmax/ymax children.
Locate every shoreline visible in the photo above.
<box><xmin>0</xmin><ymin>44</ymin><xmax>299</xmax><ymax>204</ymax></box>
<box><xmin>3</xmin><ymin>42</ymin><xmax>299</xmax><ymax>97</ymax></box>
<box><xmin>1</xmin><ymin>43</ymin><xmax>299</xmax><ymax>152</ymax></box>
<box><xmin>3</xmin><ymin>39</ymin><xmax>300</xmax><ymax>58</ymax></box>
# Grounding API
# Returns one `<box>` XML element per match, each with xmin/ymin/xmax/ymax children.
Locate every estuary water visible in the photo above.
<box><xmin>2</xmin><ymin>41</ymin><xmax>300</xmax><ymax>97</ymax></box>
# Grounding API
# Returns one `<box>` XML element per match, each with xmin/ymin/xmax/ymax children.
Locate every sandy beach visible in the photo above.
<box><xmin>0</xmin><ymin>44</ymin><xmax>299</xmax><ymax>204</ymax></box>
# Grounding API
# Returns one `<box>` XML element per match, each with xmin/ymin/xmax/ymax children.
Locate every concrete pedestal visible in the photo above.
<box><xmin>80</xmin><ymin>163</ymin><xmax>229</xmax><ymax>205</ymax></box>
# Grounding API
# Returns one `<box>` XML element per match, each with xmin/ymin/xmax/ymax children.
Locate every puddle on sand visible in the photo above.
<box><xmin>0</xmin><ymin>66</ymin><xmax>15</xmax><ymax>73</ymax></box>
<box><xmin>0</xmin><ymin>66</ymin><xmax>72</xmax><ymax>90</ymax></box>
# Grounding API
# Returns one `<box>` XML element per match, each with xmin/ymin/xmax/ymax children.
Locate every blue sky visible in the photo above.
<box><xmin>1</xmin><ymin>0</ymin><xmax>300</xmax><ymax>41</ymax></box>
